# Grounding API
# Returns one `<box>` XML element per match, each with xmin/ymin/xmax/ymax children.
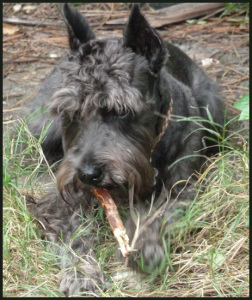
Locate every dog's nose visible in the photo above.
<box><xmin>77</xmin><ymin>165</ymin><xmax>103</xmax><ymax>185</ymax></box>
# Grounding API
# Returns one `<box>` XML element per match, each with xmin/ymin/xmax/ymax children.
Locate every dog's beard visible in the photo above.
<box><xmin>56</xmin><ymin>143</ymin><xmax>156</xmax><ymax>203</ymax></box>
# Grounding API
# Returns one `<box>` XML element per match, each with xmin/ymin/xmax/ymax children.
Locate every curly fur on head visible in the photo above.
<box><xmin>49</xmin><ymin>39</ymin><xmax>148</xmax><ymax>119</ymax></box>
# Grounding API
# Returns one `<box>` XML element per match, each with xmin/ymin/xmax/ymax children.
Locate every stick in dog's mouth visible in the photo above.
<box><xmin>92</xmin><ymin>188</ymin><xmax>132</xmax><ymax>258</ymax></box>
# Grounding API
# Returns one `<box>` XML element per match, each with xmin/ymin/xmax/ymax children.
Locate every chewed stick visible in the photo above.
<box><xmin>92</xmin><ymin>188</ymin><xmax>132</xmax><ymax>258</ymax></box>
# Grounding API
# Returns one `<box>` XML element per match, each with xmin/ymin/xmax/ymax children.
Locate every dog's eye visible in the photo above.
<box><xmin>101</xmin><ymin>108</ymin><xmax>132</xmax><ymax>121</ymax></box>
<box><xmin>61</xmin><ymin>112</ymin><xmax>79</xmax><ymax>127</ymax></box>
<box><xmin>117</xmin><ymin>109</ymin><xmax>131</xmax><ymax>120</ymax></box>
<box><xmin>61</xmin><ymin>112</ymin><xmax>70</xmax><ymax>122</ymax></box>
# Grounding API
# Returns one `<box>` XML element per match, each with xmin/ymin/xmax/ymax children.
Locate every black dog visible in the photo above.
<box><xmin>24</xmin><ymin>3</ymin><xmax>224</xmax><ymax>296</ymax></box>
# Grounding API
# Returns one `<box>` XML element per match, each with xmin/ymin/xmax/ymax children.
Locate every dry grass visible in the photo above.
<box><xmin>161</xmin><ymin>148</ymin><xmax>249</xmax><ymax>297</ymax></box>
<box><xmin>3</xmin><ymin>117</ymin><xmax>249</xmax><ymax>297</ymax></box>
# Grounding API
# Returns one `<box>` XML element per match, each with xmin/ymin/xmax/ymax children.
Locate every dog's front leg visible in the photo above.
<box><xmin>26</xmin><ymin>191</ymin><xmax>106</xmax><ymax>296</ymax></box>
<box><xmin>56</xmin><ymin>208</ymin><xmax>106</xmax><ymax>296</ymax></box>
<box><xmin>117</xmin><ymin>184</ymin><xmax>196</xmax><ymax>273</ymax></box>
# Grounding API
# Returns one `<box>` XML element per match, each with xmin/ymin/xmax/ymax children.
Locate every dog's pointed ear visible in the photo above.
<box><xmin>62</xmin><ymin>3</ymin><xmax>95</xmax><ymax>51</ymax></box>
<box><xmin>123</xmin><ymin>4</ymin><xmax>167</xmax><ymax>75</ymax></box>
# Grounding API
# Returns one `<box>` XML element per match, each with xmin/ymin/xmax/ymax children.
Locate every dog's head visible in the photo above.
<box><xmin>49</xmin><ymin>4</ymin><xmax>169</xmax><ymax>199</ymax></box>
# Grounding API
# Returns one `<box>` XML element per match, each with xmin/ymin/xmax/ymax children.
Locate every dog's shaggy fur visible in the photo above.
<box><xmin>23</xmin><ymin>4</ymin><xmax>224</xmax><ymax>296</ymax></box>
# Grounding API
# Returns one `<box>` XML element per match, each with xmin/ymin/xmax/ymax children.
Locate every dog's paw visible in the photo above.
<box><xmin>117</xmin><ymin>238</ymin><xmax>165</xmax><ymax>273</ymax></box>
<box><xmin>59</xmin><ymin>265</ymin><xmax>107</xmax><ymax>296</ymax></box>
<box><xmin>141</xmin><ymin>240</ymin><xmax>164</xmax><ymax>267</ymax></box>
<box><xmin>132</xmin><ymin>240</ymin><xmax>165</xmax><ymax>273</ymax></box>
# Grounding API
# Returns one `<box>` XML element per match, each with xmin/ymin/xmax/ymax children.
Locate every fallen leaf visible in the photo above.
<box><xmin>13</xmin><ymin>4</ymin><xmax>22</xmax><ymax>12</ymax></box>
<box><xmin>23</xmin><ymin>5</ymin><xmax>36</xmax><ymax>12</ymax></box>
<box><xmin>3</xmin><ymin>23</ymin><xmax>19</xmax><ymax>35</ymax></box>
<box><xmin>201</xmin><ymin>58</ymin><xmax>213</xmax><ymax>67</ymax></box>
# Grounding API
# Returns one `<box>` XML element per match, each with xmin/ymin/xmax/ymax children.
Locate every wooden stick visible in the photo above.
<box><xmin>93</xmin><ymin>188</ymin><xmax>131</xmax><ymax>257</ymax></box>
<box><xmin>106</xmin><ymin>3</ymin><xmax>224</xmax><ymax>28</ymax></box>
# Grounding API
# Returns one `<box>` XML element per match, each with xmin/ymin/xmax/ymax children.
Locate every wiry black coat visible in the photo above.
<box><xmin>24</xmin><ymin>4</ymin><xmax>224</xmax><ymax>296</ymax></box>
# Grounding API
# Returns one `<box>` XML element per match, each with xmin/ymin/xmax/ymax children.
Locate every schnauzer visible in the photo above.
<box><xmin>23</xmin><ymin>3</ymin><xmax>224</xmax><ymax>296</ymax></box>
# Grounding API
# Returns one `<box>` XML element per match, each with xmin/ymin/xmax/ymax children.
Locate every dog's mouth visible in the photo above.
<box><xmin>56</xmin><ymin>145</ymin><xmax>157</xmax><ymax>202</ymax></box>
<box><xmin>59</xmin><ymin>169</ymin><xmax>128</xmax><ymax>198</ymax></box>
<box><xmin>76</xmin><ymin>163</ymin><xmax>137</xmax><ymax>192</ymax></box>
<box><xmin>56</xmin><ymin>157</ymin><xmax>157</xmax><ymax>202</ymax></box>
<box><xmin>78</xmin><ymin>171</ymin><xmax>129</xmax><ymax>195</ymax></box>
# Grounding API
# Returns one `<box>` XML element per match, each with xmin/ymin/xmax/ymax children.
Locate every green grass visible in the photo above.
<box><xmin>3</xmin><ymin>119</ymin><xmax>61</xmax><ymax>297</ymax></box>
<box><xmin>3</xmin><ymin>114</ymin><xmax>249</xmax><ymax>297</ymax></box>
<box><xmin>224</xmin><ymin>3</ymin><xmax>249</xmax><ymax>13</ymax></box>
